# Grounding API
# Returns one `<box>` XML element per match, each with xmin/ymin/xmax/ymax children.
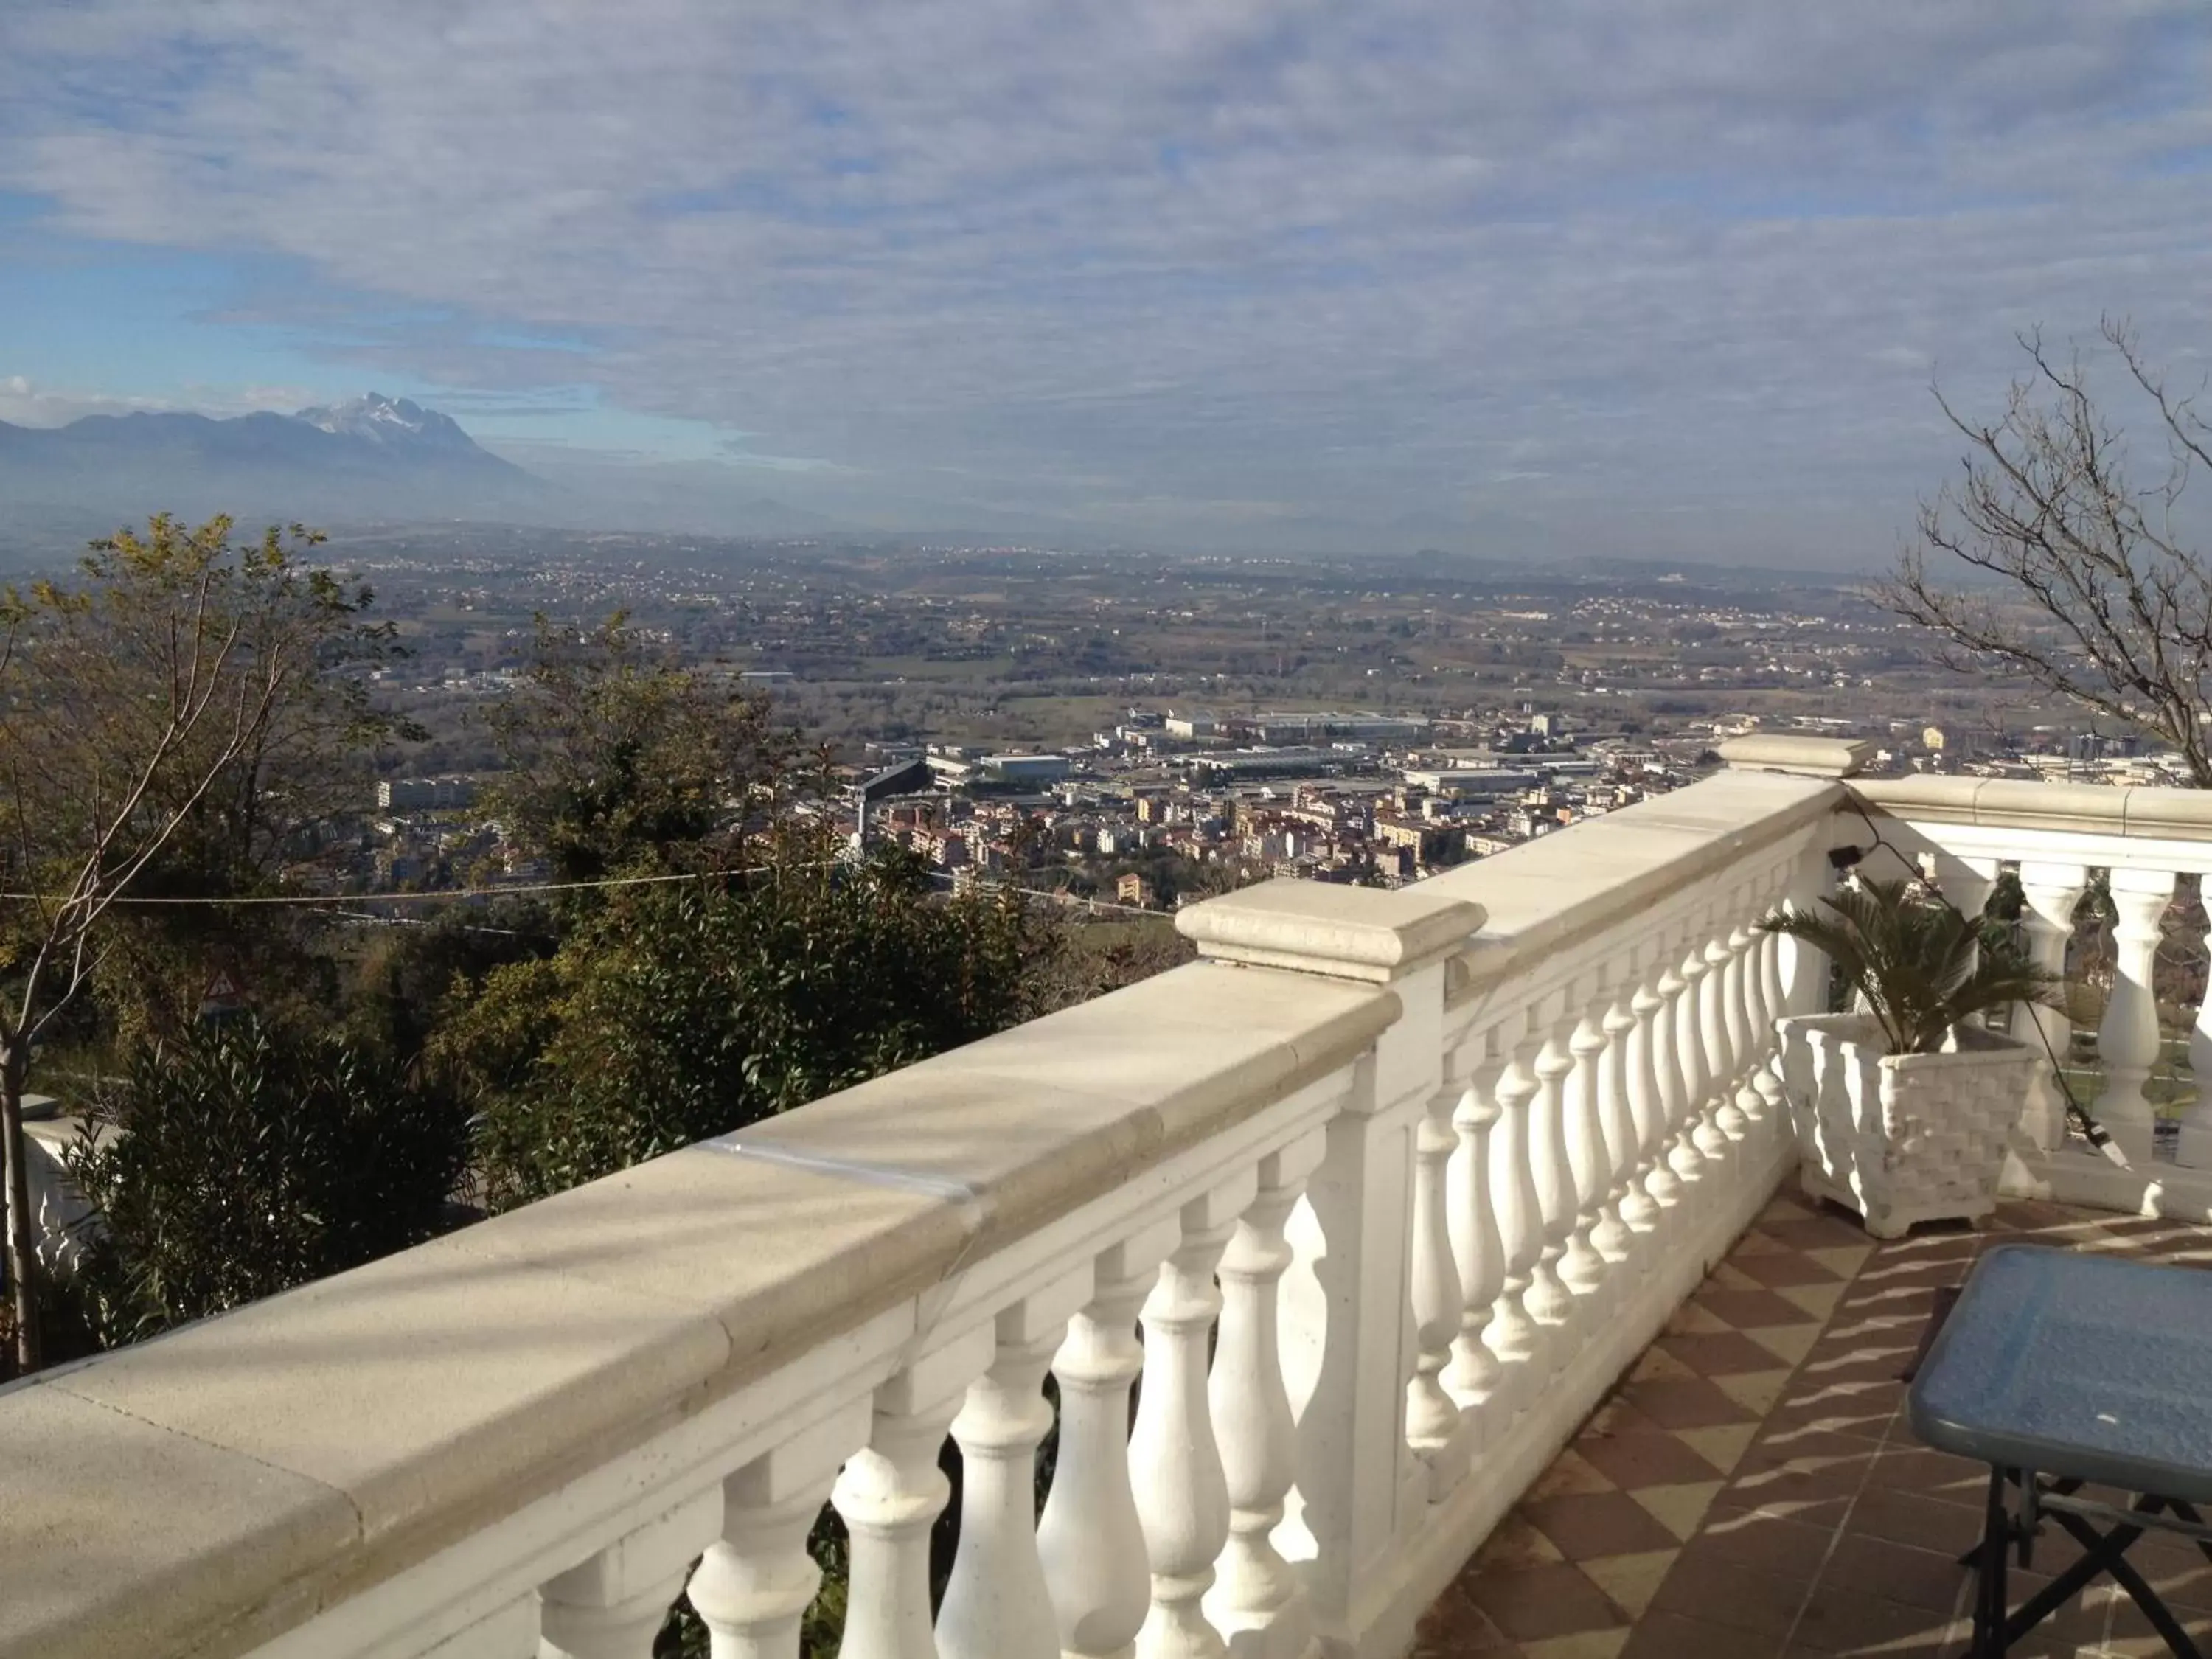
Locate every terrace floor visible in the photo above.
<box><xmin>1416</xmin><ymin>1193</ymin><xmax>2212</xmax><ymax>1659</ymax></box>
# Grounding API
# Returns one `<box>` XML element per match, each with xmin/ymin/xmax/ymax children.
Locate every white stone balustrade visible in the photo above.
<box><xmin>1</xmin><ymin>757</ymin><xmax>1868</xmax><ymax>1659</ymax></box>
<box><xmin>1852</xmin><ymin>775</ymin><xmax>2212</xmax><ymax>1195</ymax></box>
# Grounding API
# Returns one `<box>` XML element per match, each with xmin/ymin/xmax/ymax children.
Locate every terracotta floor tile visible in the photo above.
<box><xmin>1697</xmin><ymin>1288</ymin><xmax>1820</xmax><ymax>1331</ymax></box>
<box><xmin>1762</xmin><ymin>1215</ymin><xmax>1882</xmax><ymax>1253</ymax></box>
<box><xmin>1576</xmin><ymin>1430</ymin><xmax>1735</xmax><ymax>1491</ymax></box>
<box><xmin>1422</xmin><ymin>1198</ymin><xmax>2207</xmax><ymax>1659</ymax></box>
<box><xmin>1840</xmin><ymin>1489</ymin><xmax>1983</xmax><ymax>1559</ymax></box>
<box><xmin>1658</xmin><ymin>1330</ymin><xmax>1802</xmax><ymax>1378</ymax></box>
<box><xmin>2124</xmin><ymin>1540</ymin><xmax>2212</xmax><ymax>1613</ymax></box>
<box><xmin>1861</xmin><ymin>1450</ymin><xmax>1989</xmax><ymax>1510</ymax></box>
<box><xmin>1620</xmin><ymin>1374</ymin><xmax>1761</xmax><ymax>1431</ymax></box>
<box><xmin>1733</xmin><ymin>1252</ymin><xmax>1851</xmax><ymax>1290</ymax></box>
<box><xmin>1819</xmin><ymin>1533</ymin><xmax>1974</xmax><ymax>1615</ymax></box>
<box><xmin>1649</xmin><ymin>1547</ymin><xmax>1808</xmax><ymax>1638</ymax></box>
<box><xmin>1466</xmin><ymin>1562</ymin><xmax>1630</xmax><ymax>1643</ymax></box>
<box><xmin>1692</xmin><ymin>1508</ymin><xmax>1836</xmax><ymax>1579</ymax></box>
<box><xmin>1621</xmin><ymin>1610</ymin><xmax>1778</xmax><ymax>1659</ymax></box>
<box><xmin>1790</xmin><ymin>1585</ymin><xmax>1961</xmax><ymax>1655</ymax></box>
<box><xmin>1630</xmin><ymin>1481</ymin><xmax>1727</xmax><ymax>1542</ymax></box>
<box><xmin>1579</xmin><ymin>1551</ymin><xmax>1680</xmax><ymax>1622</ymax></box>
<box><xmin>1519</xmin><ymin>1629</ymin><xmax>1632</xmax><ymax>1659</ymax></box>
<box><xmin>1475</xmin><ymin>1514</ymin><xmax>1570</xmax><ymax>1573</ymax></box>
<box><xmin>1417</xmin><ymin>1582</ymin><xmax>1517</xmax><ymax>1653</ymax></box>
<box><xmin>1523</xmin><ymin>1490</ymin><xmax>1686</xmax><ymax>1561</ymax></box>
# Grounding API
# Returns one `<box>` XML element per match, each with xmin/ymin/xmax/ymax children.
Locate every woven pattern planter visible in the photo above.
<box><xmin>1777</xmin><ymin>1012</ymin><xmax>2040</xmax><ymax>1239</ymax></box>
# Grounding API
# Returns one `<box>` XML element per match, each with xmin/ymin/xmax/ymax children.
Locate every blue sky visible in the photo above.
<box><xmin>5</xmin><ymin>1</ymin><xmax>2212</xmax><ymax>562</ymax></box>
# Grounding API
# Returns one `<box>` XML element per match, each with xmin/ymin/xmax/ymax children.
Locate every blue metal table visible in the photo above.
<box><xmin>1909</xmin><ymin>1243</ymin><xmax>2212</xmax><ymax>1658</ymax></box>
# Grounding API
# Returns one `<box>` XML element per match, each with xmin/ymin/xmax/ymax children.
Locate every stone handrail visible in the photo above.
<box><xmin>0</xmin><ymin>761</ymin><xmax>1851</xmax><ymax>1659</ymax></box>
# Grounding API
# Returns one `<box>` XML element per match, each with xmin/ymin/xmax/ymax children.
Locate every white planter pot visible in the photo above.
<box><xmin>1775</xmin><ymin>1012</ymin><xmax>2041</xmax><ymax>1239</ymax></box>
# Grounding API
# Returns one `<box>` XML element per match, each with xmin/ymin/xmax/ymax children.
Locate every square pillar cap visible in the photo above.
<box><xmin>1175</xmin><ymin>877</ymin><xmax>1484</xmax><ymax>982</ymax></box>
<box><xmin>1718</xmin><ymin>734</ymin><xmax>1874</xmax><ymax>779</ymax></box>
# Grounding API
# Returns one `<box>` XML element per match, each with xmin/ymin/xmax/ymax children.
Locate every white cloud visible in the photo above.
<box><xmin>0</xmin><ymin>375</ymin><xmax>319</xmax><ymax>427</ymax></box>
<box><xmin>4</xmin><ymin>1</ymin><xmax>2212</xmax><ymax>556</ymax></box>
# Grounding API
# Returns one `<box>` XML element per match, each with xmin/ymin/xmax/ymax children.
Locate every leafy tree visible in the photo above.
<box><xmin>0</xmin><ymin>514</ymin><xmax>395</xmax><ymax>1371</ymax></box>
<box><xmin>63</xmin><ymin>1017</ymin><xmax>469</xmax><ymax>1348</ymax></box>
<box><xmin>487</xmin><ymin>614</ymin><xmax>801</xmax><ymax>884</ymax></box>
<box><xmin>439</xmin><ymin>834</ymin><xmax>1051</xmax><ymax>1209</ymax></box>
<box><xmin>1887</xmin><ymin>321</ymin><xmax>2212</xmax><ymax>784</ymax></box>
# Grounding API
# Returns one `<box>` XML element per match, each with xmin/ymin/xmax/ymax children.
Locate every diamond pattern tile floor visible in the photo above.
<box><xmin>1413</xmin><ymin>1194</ymin><xmax>2211</xmax><ymax>1659</ymax></box>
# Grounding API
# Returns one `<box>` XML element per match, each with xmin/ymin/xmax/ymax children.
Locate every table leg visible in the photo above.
<box><xmin>2037</xmin><ymin>1498</ymin><xmax>2203</xmax><ymax>1659</ymax></box>
<box><xmin>1975</xmin><ymin>1466</ymin><xmax>2011</xmax><ymax>1659</ymax></box>
<box><xmin>2167</xmin><ymin>1500</ymin><xmax>2212</xmax><ymax>1568</ymax></box>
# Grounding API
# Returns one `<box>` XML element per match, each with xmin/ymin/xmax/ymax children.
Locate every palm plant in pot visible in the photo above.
<box><xmin>1761</xmin><ymin>877</ymin><xmax>2053</xmax><ymax>1239</ymax></box>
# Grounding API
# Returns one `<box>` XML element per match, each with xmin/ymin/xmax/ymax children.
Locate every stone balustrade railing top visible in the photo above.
<box><xmin>0</xmin><ymin>739</ymin><xmax>1939</xmax><ymax>1659</ymax></box>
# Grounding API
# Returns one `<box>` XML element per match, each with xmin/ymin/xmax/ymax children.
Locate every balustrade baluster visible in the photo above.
<box><xmin>1750</xmin><ymin>885</ymin><xmax>1790</xmax><ymax>1130</ymax></box>
<box><xmin>691</xmin><ymin>1405</ymin><xmax>871</xmax><ymax>1659</ymax></box>
<box><xmin>1486</xmin><ymin>1024</ymin><xmax>1545</xmax><ymax>1413</ymax></box>
<box><xmin>835</xmin><ymin>1329</ymin><xmax>997</xmax><ymax>1659</ymax></box>
<box><xmin>1408</xmin><ymin>1074</ymin><xmax>1471</xmax><ymax>1486</ymax></box>
<box><xmin>1133</xmin><ymin>1175</ymin><xmax>1256</xmax><ymax>1659</ymax></box>
<box><xmin>1559</xmin><ymin>991</ymin><xmax>1612</xmax><ymax>1313</ymax></box>
<box><xmin>2185</xmin><ymin>877</ymin><xmax>2212</xmax><ymax>1161</ymax></box>
<box><xmin>1591</xmin><ymin>972</ymin><xmax>1641</xmax><ymax>1287</ymax></box>
<box><xmin>2016</xmin><ymin>863</ymin><xmax>2088</xmax><ymax>1161</ymax></box>
<box><xmin>1706</xmin><ymin>933</ymin><xmax>1747</xmax><ymax>1145</ymax></box>
<box><xmin>1523</xmin><ymin>1008</ymin><xmax>1578</xmax><ymax>1349</ymax></box>
<box><xmin>942</xmin><ymin>1274</ymin><xmax>1093</xmax><ymax>1659</ymax></box>
<box><xmin>2098</xmin><ymin>867</ymin><xmax>2177</xmax><ymax>1163</ymax></box>
<box><xmin>1210</xmin><ymin>1133</ymin><xmax>1326</xmax><ymax>1651</ymax></box>
<box><xmin>541</xmin><ymin>1492</ymin><xmax>723</xmax><ymax>1659</ymax></box>
<box><xmin>1725</xmin><ymin>915</ymin><xmax>1770</xmax><ymax>1130</ymax></box>
<box><xmin>1444</xmin><ymin>1048</ymin><xmax>1506</xmax><ymax>1440</ymax></box>
<box><xmin>1627</xmin><ymin>963</ymin><xmax>1677</xmax><ymax>1250</ymax></box>
<box><xmin>1658</xmin><ymin>957</ymin><xmax>1709</xmax><ymax>1209</ymax></box>
<box><xmin>1040</xmin><ymin>1222</ymin><xmax>1182</xmax><ymax>1659</ymax></box>
<box><xmin>1682</xmin><ymin>936</ymin><xmax>1731</xmax><ymax>1177</ymax></box>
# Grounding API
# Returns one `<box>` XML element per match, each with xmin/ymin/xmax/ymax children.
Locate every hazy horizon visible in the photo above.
<box><xmin>7</xmin><ymin>4</ymin><xmax>2212</xmax><ymax>566</ymax></box>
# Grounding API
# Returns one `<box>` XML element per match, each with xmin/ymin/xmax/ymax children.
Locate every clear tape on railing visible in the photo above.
<box><xmin>700</xmin><ymin>1133</ymin><xmax>984</xmax><ymax>1201</ymax></box>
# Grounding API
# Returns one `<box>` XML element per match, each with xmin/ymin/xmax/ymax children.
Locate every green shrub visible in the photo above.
<box><xmin>66</xmin><ymin>1018</ymin><xmax>470</xmax><ymax>1346</ymax></box>
<box><xmin>443</xmin><ymin>841</ymin><xmax>1048</xmax><ymax>1209</ymax></box>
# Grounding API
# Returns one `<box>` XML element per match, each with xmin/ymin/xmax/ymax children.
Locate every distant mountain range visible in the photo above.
<box><xmin>0</xmin><ymin>394</ymin><xmax>554</xmax><ymax>530</ymax></box>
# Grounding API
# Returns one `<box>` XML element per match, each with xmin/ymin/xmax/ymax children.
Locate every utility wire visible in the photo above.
<box><xmin>0</xmin><ymin>868</ymin><xmax>736</xmax><ymax>908</ymax></box>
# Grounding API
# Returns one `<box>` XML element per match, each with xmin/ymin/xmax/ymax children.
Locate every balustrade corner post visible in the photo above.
<box><xmin>1177</xmin><ymin>877</ymin><xmax>1484</xmax><ymax>1654</ymax></box>
<box><xmin>942</xmin><ymin>1270</ymin><xmax>1095</xmax><ymax>1659</ymax></box>
<box><xmin>834</xmin><ymin>1326</ymin><xmax>999</xmax><ymax>1659</ymax></box>
<box><xmin>540</xmin><ymin>1489</ymin><xmax>725</xmax><ymax>1659</ymax></box>
<box><xmin>2098</xmin><ymin>866</ymin><xmax>2177</xmax><ymax>1162</ymax></box>
<box><xmin>2016</xmin><ymin>862</ymin><xmax>2088</xmax><ymax>1169</ymax></box>
<box><xmin>690</xmin><ymin>1402</ymin><xmax>873</xmax><ymax>1659</ymax></box>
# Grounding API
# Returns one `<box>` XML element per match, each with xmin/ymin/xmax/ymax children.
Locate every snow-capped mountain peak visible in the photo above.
<box><xmin>294</xmin><ymin>391</ymin><xmax>476</xmax><ymax>451</ymax></box>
